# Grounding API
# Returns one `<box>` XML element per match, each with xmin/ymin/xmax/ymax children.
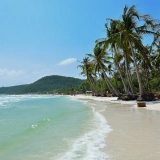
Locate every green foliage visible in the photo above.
<box><xmin>78</xmin><ymin>5</ymin><xmax>160</xmax><ymax>96</ymax></box>
<box><xmin>79</xmin><ymin>81</ymin><xmax>91</xmax><ymax>93</ymax></box>
<box><xmin>0</xmin><ymin>85</ymin><xmax>27</xmax><ymax>94</ymax></box>
<box><xmin>148</xmin><ymin>78</ymin><xmax>160</xmax><ymax>92</ymax></box>
<box><xmin>0</xmin><ymin>75</ymin><xmax>84</xmax><ymax>94</ymax></box>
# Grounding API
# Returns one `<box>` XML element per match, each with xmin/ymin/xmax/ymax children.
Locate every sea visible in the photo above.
<box><xmin>0</xmin><ymin>95</ymin><xmax>111</xmax><ymax>160</ymax></box>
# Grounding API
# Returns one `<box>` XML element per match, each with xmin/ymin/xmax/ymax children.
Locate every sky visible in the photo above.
<box><xmin>0</xmin><ymin>0</ymin><xmax>159</xmax><ymax>86</ymax></box>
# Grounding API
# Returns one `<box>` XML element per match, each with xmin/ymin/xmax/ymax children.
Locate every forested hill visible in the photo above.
<box><xmin>0</xmin><ymin>75</ymin><xmax>84</xmax><ymax>94</ymax></box>
<box><xmin>0</xmin><ymin>85</ymin><xmax>27</xmax><ymax>94</ymax></box>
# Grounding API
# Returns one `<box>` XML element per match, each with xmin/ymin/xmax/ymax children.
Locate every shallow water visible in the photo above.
<box><xmin>0</xmin><ymin>95</ymin><xmax>111</xmax><ymax>160</ymax></box>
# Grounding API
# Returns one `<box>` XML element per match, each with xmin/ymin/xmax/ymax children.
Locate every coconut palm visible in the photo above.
<box><xmin>150</xmin><ymin>45</ymin><xmax>160</xmax><ymax>79</ymax></box>
<box><xmin>98</xmin><ymin>19</ymin><xmax>134</xmax><ymax>95</ymax></box>
<box><xmin>118</xmin><ymin>5</ymin><xmax>160</xmax><ymax>98</ymax></box>
<box><xmin>87</xmin><ymin>44</ymin><xmax>120</xmax><ymax>96</ymax></box>
<box><xmin>101</xmin><ymin>5</ymin><xmax>158</xmax><ymax>99</ymax></box>
<box><xmin>78</xmin><ymin>5</ymin><xmax>160</xmax><ymax>98</ymax></box>
<box><xmin>77</xmin><ymin>57</ymin><xmax>97</xmax><ymax>93</ymax></box>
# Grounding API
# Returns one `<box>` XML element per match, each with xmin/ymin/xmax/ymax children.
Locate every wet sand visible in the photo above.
<box><xmin>94</xmin><ymin>101</ymin><xmax>160</xmax><ymax>160</ymax></box>
<box><xmin>72</xmin><ymin>95</ymin><xmax>160</xmax><ymax>160</ymax></box>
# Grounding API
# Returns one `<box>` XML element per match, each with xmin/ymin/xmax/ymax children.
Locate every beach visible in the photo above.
<box><xmin>73</xmin><ymin>95</ymin><xmax>160</xmax><ymax>160</ymax></box>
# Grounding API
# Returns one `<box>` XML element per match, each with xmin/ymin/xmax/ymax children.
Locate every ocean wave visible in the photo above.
<box><xmin>57</xmin><ymin>108</ymin><xmax>112</xmax><ymax>160</ymax></box>
<box><xmin>0</xmin><ymin>94</ymin><xmax>58</xmax><ymax>108</ymax></box>
<box><xmin>0</xmin><ymin>95</ymin><xmax>21</xmax><ymax>108</ymax></box>
<box><xmin>28</xmin><ymin>118</ymin><xmax>52</xmax><ymax>130</ymax></box>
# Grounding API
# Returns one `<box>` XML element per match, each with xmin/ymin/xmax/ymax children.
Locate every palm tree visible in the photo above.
<box><xmin>87</xmin><ymin>44</ymin><xmax>120</xmax><ymax>96</ymax></box>
<box><xmin>122</xmin><ymin>45</ymin><xmax>136</xmax><ymax>94</ymax></box>
<box><xmin>120</xmin><ymin>5</ymin><xmax>160</xmax><ymax>98</ymax></box>
<box><xmin>77</xmin><ymin>57</ymin><xmax>97</xmax><ymax>93</ymax></box>
<box><xmin>96</xmin><ymin>5</ymin><xmax>160</xmax><ymax>99</ymax></box>
<box><xmin>150</xmin><ymin>45</ymin><xmax>160</xmax><ymax>79</ymax></box>
<box><xmin>98</xmin><ymin>20</ymin><xmax>133</xmax><ymax>95</ymax></box>
<box><xmin>103</xmin><ymin>5</ymin><xmax>159</xmax><ymax>99</ymax></box>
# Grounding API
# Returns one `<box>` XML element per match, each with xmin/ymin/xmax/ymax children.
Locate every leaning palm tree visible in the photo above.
<box><xmin>94</xmin><ymin>65</ymin><xmax>105</xmax><ymax>96</ymax></box>
<box><xmin>77</xmin><ymin>57</ymin><xmax>97</xmax><ymax>93</ymax></box>
<box><xmin>120</xmin><ymin>5</ymin><xmax>160</xmax><ymax>98</ymax></box>
<box><xmin>106</xmin><ymin>5</ymin><xmax>160</xmax><ymax>99</ymax></box>
<box><xmin>98</xmin><ymin>19</ymin><xmax>133</xmax><ymax>95</ymax></box>
<box><xmin>121</xmin><ymin>44</ymin><xmax>136</xmax><ymax>94</ymax></box>
<box><xmin>150</xmin><ymin>45</ymin><xmax>160</xmax><ymax>78</ymax></box>
<box><xmin>87</xmin><ymin>44</ymin><xmax>120</xmax><ymax>96</ymax></box>
<box><xmin>99</xmin><ymin>5</ymin><xmax>160</xmax><ymax>97</ymax></box>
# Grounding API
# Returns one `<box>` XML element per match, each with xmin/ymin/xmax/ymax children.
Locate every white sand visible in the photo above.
<box><xmin>71</xmin><ymin>94</ymin><xmax>160</xmax><ymax>159</ymax></box>
<box><xmin>72</xmin><ymin>94</ymin><xmax>160</xmax><ymax>111</ymax></box>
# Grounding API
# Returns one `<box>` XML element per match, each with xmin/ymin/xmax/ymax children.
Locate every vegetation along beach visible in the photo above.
<box><xmin>75</xmin><ymin>5</ymin><xmax>160</xmax><ymax>159</ymax></box>
<box><xmin>0</xmin><ymin>1</ymin><xmax>160</xmax><ymax>160</ymax></box>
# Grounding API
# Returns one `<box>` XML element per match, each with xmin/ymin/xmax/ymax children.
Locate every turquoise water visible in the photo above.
<box><xmin>0</xmin><ymin>95</ymin><xmax>111</xmax><ymax>160</ymax></box>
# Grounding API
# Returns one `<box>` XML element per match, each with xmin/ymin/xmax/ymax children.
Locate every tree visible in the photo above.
<box><xmin>87</xmin><ymin>44</ymin><xmax>120</xmax><ymax>96</ymax></box>
<box><xmin>103</xmin><ymin>5</ymin><xmax>160</xmax><ymax>99</ymax></box>
<box><xmin>119</xmin><ymin>5</ymin><xmax>160</xmax><ymax>98</ymax></box>
<box><xmin>97</xmin><ymin>19</ymin><xmax>135</xmax><ymax>95</ymax></box>
<box><xmin>77</xmin><ymin>57</ymin><xmax>97</xmax><ymax>93</ymax></box>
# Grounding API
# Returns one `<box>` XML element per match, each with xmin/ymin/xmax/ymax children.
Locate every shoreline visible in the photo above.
<box><xmin>72</xmin><ymin>95</ymin><xmax>160</xmax><ymax>159</ymax></box>
<box><xmin>72</xmin><ymin>94</ymin><xmax>160</xmax><ymax>112</ymax></box>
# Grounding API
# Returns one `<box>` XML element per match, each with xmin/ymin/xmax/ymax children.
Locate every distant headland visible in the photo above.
<box><xmin>0</xmin><ymin>75</ymin><xmax>84</xmax><ymax>95</ymax></box>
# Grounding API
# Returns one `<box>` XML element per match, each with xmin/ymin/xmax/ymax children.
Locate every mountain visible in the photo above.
<box><xmin>0</xmin><ymin>75</ymin><xmax>84</xmax><ymax>94</ymax></box>
<box><xmin>0</xmin><ymin>85</ymin><xmax>27</xmax><ymax>94</ymax></box>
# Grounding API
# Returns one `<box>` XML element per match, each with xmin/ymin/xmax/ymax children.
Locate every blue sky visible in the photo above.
<box><xmin>0</xmin><ymin>0</ymin><xmax>159</xmax><ymax>86</ymax></box>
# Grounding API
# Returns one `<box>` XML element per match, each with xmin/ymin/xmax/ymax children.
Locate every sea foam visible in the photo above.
<box><xmin>58</xmin><ymin>105</ymin><xmax>112</xmax><ymax>160</ymax></box>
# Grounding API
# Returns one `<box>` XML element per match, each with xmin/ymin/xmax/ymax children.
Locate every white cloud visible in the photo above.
<box><xmin>57</xmin><ymin>58</ymin><xmax>77</xmax><ymax>66</ymax></box>
<box><xmin>0</xmin><ymin>68</ymin><xmax>24</xmax><ymax>76</ymax></box>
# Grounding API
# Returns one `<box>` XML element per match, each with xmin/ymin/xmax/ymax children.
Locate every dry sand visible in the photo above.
<box><xmin>72</xmin><ymin>95</ymin><xmax>160</xmax><ymax>160</ymax></box>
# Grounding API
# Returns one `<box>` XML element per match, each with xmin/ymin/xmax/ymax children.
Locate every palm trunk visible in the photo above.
<box><xmin>128</xmin><ymin>40</ymin><xmax>144</xmax><ymax>96</ymax></box>
<box><xmin>99</xmin><ymin>63</ymin><xmax>120</xmax><ymax>96</ymax></box>
<box><xmin>89</xmin><ymin>75</ymin><xmax>99</xmax><ymax>94</ymax></box>
<box><xmin>115</xmin><ymin>64</ymin><xmax>129</xmax><ymax>95</ymax></box>
<box><xmin>128</xmin><ymin>68</ymin><xmax>136</xmax><ymax>93</ymax></box>
<box><xmin>124</xmin><ymin>53</ymin><xmax>136</xmax><ymax>94</ymax></box>
<box><xmin>114</xmin><ymin>47</ymin><xmax>130</xmax><ymax>95</ymax></box>
<box><xmin>87</xmin><ymin>75</ymin><xmax>96</xmax><ymax>93</ymax></box>
<box><xmin>98</xmin><ymin>72</ymin><xmax>104</xmax><ymax>95</ymax></box>
<box><xmin>102</xmin><ymin>71</ymin><xmax>114</xmax><ymax>95</ymax></box>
